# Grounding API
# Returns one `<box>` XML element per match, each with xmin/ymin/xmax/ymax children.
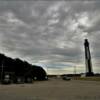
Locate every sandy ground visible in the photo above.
<box><xmin>0</xmin><ymin>78</ymin><xmax>100</xmax><ymax>100</ymax></box>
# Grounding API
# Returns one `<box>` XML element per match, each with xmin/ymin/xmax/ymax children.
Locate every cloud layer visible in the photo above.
<box><xmin>0</xmin><ymin>1</ymin><xmax>100</xmax><ymax>74</ymax></box>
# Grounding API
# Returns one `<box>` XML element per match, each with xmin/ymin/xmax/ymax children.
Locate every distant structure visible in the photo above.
<box><xmin>84</xmin><ymin>39</ymin><xmax>94</xmax><ymax>76</ymax></box>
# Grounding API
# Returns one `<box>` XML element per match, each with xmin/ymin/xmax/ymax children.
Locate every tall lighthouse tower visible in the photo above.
<box><xmin>84</xmin><ymin>39</ymin><xmax>94</xmax><ymax>76</ymax></box>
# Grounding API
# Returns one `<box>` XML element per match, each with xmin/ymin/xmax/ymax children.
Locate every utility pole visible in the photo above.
<box><xmin>1</xmin><ymin>60</ymin><xmax>4</xmax><ymax>82</ymax></box>
<box><xmin>74</xmin><ymin>66</ymin><xmax>76</xmax><ymax>75</ymax></box>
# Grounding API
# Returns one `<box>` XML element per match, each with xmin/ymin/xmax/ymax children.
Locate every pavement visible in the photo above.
<box><xmin>0</xmin><ymin>78</ymin><xmax>100</xmax><ymax>100</ymax></box>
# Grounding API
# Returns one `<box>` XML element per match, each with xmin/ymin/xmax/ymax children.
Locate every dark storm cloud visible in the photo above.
<box><xmin>0</xmin><ymin>0</ymin><xmax>100</xmax><ymax>74</ymax></box>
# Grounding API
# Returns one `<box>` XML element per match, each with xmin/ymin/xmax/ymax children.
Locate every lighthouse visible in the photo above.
<box><xmin>84</xmin><ymin>39</ymin><xmax>94</xmax><ymax>76</ymax></box>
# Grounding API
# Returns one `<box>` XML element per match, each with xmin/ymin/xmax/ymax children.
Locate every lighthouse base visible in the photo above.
<box><xmin>86</xmin><ymin>72</ymin><xmax>94</xmax><ymax>77</ymax></box>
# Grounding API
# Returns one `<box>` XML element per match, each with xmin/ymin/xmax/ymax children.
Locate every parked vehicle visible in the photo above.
<box><xmin>62</xmin><ymin>76</ymin><xmax>71</xmax><ymax>81</ymax></box>
<box><xmin>2</xmin><ymin>74</ymin><xmax>11</xmax><ymax>84</ymax></box>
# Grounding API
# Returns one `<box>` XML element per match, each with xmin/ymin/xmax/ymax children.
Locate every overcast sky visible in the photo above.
<box><xmin>0</xmin><ymin>0</ymin><xmax>100</xmax><ymax>74</ymax></box>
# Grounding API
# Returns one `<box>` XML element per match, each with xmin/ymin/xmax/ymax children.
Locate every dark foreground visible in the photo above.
<box><xmin>0</xmin><ymin>79</ymin><xmax>100</xmax><ymax>100</ymax></box>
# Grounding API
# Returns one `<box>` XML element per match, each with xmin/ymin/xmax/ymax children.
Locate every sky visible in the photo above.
<box><xmin>0</xmin><ymin>0</ymin><xmax>100</xmax><ymax>74</ymax></box>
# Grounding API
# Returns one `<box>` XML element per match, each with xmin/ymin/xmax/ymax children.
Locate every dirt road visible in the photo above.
<box><xmin>0</xmin><ymin>79</ymin><xmax>100</xmax><ymax>100</ymax></box>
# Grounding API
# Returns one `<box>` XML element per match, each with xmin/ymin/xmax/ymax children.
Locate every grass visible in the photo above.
<box><xmin>73</xmin><ymin>77</ymin><xmax>100</xmax><ymax>81</ymax></box>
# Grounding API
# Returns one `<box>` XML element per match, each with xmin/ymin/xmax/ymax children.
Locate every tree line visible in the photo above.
<box><xmin>0</xmin><ymin>53</ymin><xmax>47</xmax><ymax>80</ymax></box>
